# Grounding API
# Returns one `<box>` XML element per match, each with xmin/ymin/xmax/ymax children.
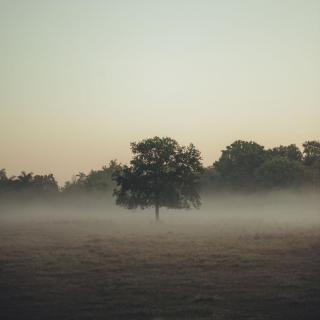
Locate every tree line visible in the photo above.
<box><xmin>1</xmin><ymin>138</ymin><xmax>319</xmax><ymax>206</ymax></box>
<box><xmin>202</xmin><ymin>140</ymin><xmax>320</xmax><ymax>191</ymax></box>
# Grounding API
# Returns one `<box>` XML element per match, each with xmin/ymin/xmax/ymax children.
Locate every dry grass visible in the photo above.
<box><xmin>0</xmin><ymin>214</ymin><xmax>320</xmax><ymax>320</ymax></box>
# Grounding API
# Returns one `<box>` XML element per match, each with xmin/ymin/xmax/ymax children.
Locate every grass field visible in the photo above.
<box><xmin>0</xmin><ymin>197</ymin><xmax>320</xmax><ymax>319</ymax></box>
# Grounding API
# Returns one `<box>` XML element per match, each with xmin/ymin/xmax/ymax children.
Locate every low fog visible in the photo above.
<box><xmin>1</xmin><ymin>190</ymin><xmax>320</xmax><ymax>320</ymax></box>
<box><xmin>1</xmin><ymin>191</ymin><xmax>319</xmax><ymax>235</ymax></box>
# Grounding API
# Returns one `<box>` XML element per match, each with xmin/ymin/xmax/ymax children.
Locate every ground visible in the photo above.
<box><xmin>0</xmin><ymin>208</ymin><xmax>320</xmax><ymax>320</ymax></box>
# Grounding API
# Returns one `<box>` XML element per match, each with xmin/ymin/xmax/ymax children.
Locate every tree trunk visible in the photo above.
<box><xmin>155</xmin><ymin>203</ymin><xmax>159</xmax><ymax>222</ymax></box>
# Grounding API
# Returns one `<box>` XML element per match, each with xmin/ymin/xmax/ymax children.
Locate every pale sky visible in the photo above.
<box><xmin>1</xmin><ymin>0</ymin><xmax>319</xmax><ymax>183</ymax></box>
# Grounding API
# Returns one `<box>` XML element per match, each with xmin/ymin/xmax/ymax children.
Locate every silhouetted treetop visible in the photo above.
<box><xmin>213</xmin><ymin>140</ymin><xmax>266</xmax><ymax>189</ymax></box>
<box><xmin>269</xmin><ymin>144</ymin><xmax>302</xmax><ymax>162</ymax></box>
<box><xmin>1</xmin><ymin>139</ymin><xmax>319</xmax><ymax>203</ymax></box>
<box><xmin>113</xmin><ymin>137</ymin><xmax>203</xmax><ymax>220</ymax></box>
<box><xmin>63</xmin><ymin>160</ymin><xmax>121</xmax><ymax>195</ymax></box>
<box><xmin>255</xmin><ymin>157</ymin><xmax>304</xmax><ymax>188</ymax></box>
<box><xmin>303</xmin><ymin>140</ymin><xmax>320</xmax><ymax>166</ymax></box>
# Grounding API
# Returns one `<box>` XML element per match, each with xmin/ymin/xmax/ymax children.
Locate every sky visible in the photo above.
<box><xmin>1</xmin><ymin>0</ymin><xmax>319</xmax><ymax>184</ymax></box>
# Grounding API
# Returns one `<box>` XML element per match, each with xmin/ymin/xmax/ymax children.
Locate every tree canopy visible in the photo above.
<box><xmin>112</xmin><ymin>137</ymin><xmax>203</xmax><ymax>220</ymax></box>
<box><xmin>63</xmin><ymin>160</ymin><xmax>121</xmax><ymax>196</ymax></box>
<box><xmin>0</xmin><ymin>170</ymin><xmax>59</xmax><ymax>200</ymax></box>
<box><xmin>269</xmin><ymin>144</ymin><xmax>302</xmax><ymax>162</ymax></box>
<box><xmin>213</xmin><ymin>140</ymin><xmax>266</xmax><ymax>189</ymax></box>
<box><xmin>1</xmin><ymin>139</ymin><xmax>319</xmax><ymax>206</ymax></box>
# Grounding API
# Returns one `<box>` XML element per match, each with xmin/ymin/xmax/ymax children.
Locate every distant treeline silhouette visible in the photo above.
<box><xmin>1</xmin><ymin>139</ymin><xmax>319</xmax><ymax>202</ymax></box>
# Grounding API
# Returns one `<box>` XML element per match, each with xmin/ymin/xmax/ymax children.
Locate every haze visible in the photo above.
<box><xmin>1</xmin><ymin>0</ymin><xmax>320</xmax><ymax>183</ymax></box>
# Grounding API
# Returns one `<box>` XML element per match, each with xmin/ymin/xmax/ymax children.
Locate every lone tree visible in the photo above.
<box><xmin>112</xmin><ymin>137</ymin><xmax>203</xmax><ymax>221</ymax></box>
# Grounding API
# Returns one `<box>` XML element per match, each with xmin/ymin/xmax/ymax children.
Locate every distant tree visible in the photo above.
<box><xmin>0</xmin><ymin>170</ymin><xmax>59</xmax><ymax>199</ymax></box>
<box><xmin>255</xmin><ymin>157</ymin><xmax>304</xmax><ymax>189</ymax></box>
<box><xmin>113</xmin><ymin>137</ymin><xmax>203</xmax><ymax>221</ymax></box>
<box><xmin>16</xmin><ymin>171</ymin><xmax>34</xmax><ymax>189</ymax></box>
<box><xmin>0</xmin><ymin>169</ymin><xmax>7</xmax><ymax>181</ymax></box>
<box><xmin>268</xmin><ymin>144</ymin><xmax>303</xmax><ymax>162</ymax></box>
<box><xmin>63</xmin><ymin>172</ymin><xmax>88</xmax><ymax>194</ymax></box>
<box><xmin>85</xmin><ymin>160</ymin><xmax>121</xmax><ymax>193</ymax></box>
<box><xmin>302</xmin><ymin>140</ymin><xmax>320</xmax><ymax>189</ymax></box>
<box><xmin>0</xmin><ymin>169</ymin><xmax>10</xmax><ymax>195</ymax></box>
<box><xmin>63</xmin><ymin>160</ymin><xmax>121</xmax><ymax>196</ymax></box>
<box><xmin>213</xmin><ymin>140</ymin><xmax>266</xmax><ymax>190</ymax></box>
<box><xmin>303</xmin><ymin>141</ymin><xmax>320</xmax><ymax>166</ymax></box>
<box><xmin>32</xmin><ymin>174</ymin><xmax>59</xmax><ymax>194</ymax></box>
<box><xmin>199</xmin><ymin>166</ymin><xmax>219</xmax><ymax>193</ymax></box>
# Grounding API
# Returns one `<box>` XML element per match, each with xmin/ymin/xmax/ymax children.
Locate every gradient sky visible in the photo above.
<box><xmin>1</xmin><ymin>0</ymin><xmax>319</xmax><ymax>183</ymax></box>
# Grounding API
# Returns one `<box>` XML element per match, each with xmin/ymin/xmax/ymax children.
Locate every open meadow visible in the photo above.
<box><xmin>0</xmin><ymin>193</ymin><xmax>320</xmax><ymax>320</ymax></box>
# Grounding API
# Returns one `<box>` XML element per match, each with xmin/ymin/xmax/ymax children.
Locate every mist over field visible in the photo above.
<box><xmin>1</xmin><ymin>139</ymin><xmax>319</xmax><ymax>320</ymax></box>
<box><xmin>1</xmin><ymin>0</ymin><xmax>320</xmax><ymax>319</ymax></box>
<box><xmin>1</xmin><ymin>190</ymin><xmax>320</xmax><ymax>320</ymax></box>
<box><xmin>1</xmin><ymin>190</ymin><xmax>319</xmax><ymax>229</ymax></box>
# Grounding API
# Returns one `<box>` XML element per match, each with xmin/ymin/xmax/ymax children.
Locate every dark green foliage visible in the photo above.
<box><xmin>205</xmin><ymin>140</ymin><xmax>319</xmax><ymax>192</ymax></box>
<box><xmin>1</xmin><ymin>139</ymin><xmax>319</xmax><ymax>202</ymax></box>
<box><xmin>113</xmin><ymin>137</ymin><xmax>203</xmax><ymax>219</ymax></box>
<box><xmin>268</xmin><ymin>144</ymin><xmax>302</xmax><ymax>162</ymax></box>
<box><xmin>63</xmin><ymin>160</ymin><xmax>121</xmax><ymax>195</ymax></box>
<box><xmin>0</xmin><ymin>170</ymin><xmax>59</xmax><ymax>199</ymax></box>
<box><xmin>213</xmin><ymin>140</ymin><xmax>267</xmax><ymax>190</ymax></box>
<box><xmin>302</xmin><ymin>141</ymin><xmax>320</xmax><ymax>188</ymax></box>
<box><xmin>255</xmin><ymin>157</ymin><xmax>304</xmax><ymax>188</ymax></box>
<box><xmin>254</xmin><ymin>144</ymin><xmax>305</xmax><ymax>189</ymax></box>
<box><xmin>30</xmin><ymin>174</ymin><xmax>59</xmax><ymax>193</ymax></box>
<box><xmin>0</xmin><ymin>169</ymin><xmax>10</xmax><ymax>194</ymax></box>
<box><xmin>303</xmin><ymin>141</ymin><xmax>320</xmax><ymax>166</ymax></box>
